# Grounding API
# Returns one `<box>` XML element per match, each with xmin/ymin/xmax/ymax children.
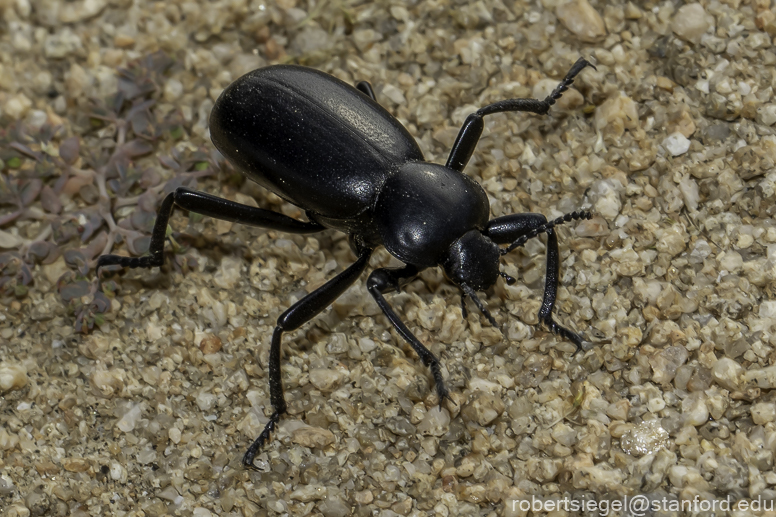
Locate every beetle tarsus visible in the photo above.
<box><xmin>543</xmin><ymin>316</ymin><xmax>586</xmax><ymax>355</ymax></box>
<box><xmin>96</xmin><ymin>252</ymin><xmax>163</xmax><ymax>276</ymax></box>
<box><xmin>243</xmin><ymin>410</ymin><xmax>282</xmax><ymax>468</ymax></box>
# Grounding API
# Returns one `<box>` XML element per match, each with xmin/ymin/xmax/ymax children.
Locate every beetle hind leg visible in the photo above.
<box><xmin>97</xmin><ymin>186</ymin><xmax>325</xmax><ymax>276</ymax></box>
<box><xmin>242</xmin><ymin>249</ymin><xmax>373</xmax><ymax>468</ymax></box>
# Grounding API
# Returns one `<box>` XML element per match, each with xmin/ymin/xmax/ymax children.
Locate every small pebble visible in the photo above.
<box><xmin>711</xmin><ymin>358</ymin><xmax>743</xmax><ymax>390</ymax></box>
<box><xmin>671</xmin><ymin>3</ymin><xmax>713</xmax><ymax>44</ymax></box>
<box><xmin>292</xmin><ymin>426</ymin><xmax>335</xmax><ymax>448</ymax></box>
<box><xmin>0</xmin><ymin>362</ymin><xmax>27</xmax><ymax>392</ymax></box>
<box><xmin>662</xmin><ymin>132</ymin><xmax>691</xmax><ymax>156</ymax></box>
<box><xmin>757</xmin><ymin>105</ymin><xmax>776</xmax><ymax>126</ymax></box>
<box><xmin>309</xmin><ymin>368</ymin><xmax>345</xmax><ymax>391</ymax></box>
<box><xmin>620</xmin><ymin>420</ymin><xmax>669</xmax><ymax>456</ymax></box>
<box><xmin>681</xmin><ymin>394</ymin><xmax>709</xmax><ymax>426</ymax></box>
<box><xmin>751</xmin><ymin>402</ymin><xmax>776</xmax><ymax>424</ymax></box>
<box><xmin>417</xmin><ymin>407</ymin><xmax>450</xmax><ymax>436</ymax></box>
<box><xmin>556</xmin><ymin>0</ymin><xmax>607</xmax><ymax>42</ymax></box>
<box><xmin>461</xmin><ymin>394</ymin><xmax>505</xmax><ymax>426</ymax></box>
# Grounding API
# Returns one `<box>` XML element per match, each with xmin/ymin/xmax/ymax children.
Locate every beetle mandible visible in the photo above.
<box><xmin>98</xmin><ymin>57</ymin><xmax>595</xmax><ymax>467</ymax></box>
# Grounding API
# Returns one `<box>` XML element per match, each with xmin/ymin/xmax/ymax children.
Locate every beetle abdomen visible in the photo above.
<box><xmin>210</xmin><ymin>66</ymin><xmax>423</xmax><ymax>219</ymax></box>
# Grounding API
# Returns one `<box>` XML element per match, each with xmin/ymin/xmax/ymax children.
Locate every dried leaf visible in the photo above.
<box><xmin>139</xmin><ymin>168</ymin><xmax>162</xmax><ymax>189</ymax></box>
<box><xmin>130</xmin><ymin>209</ymin><xmax>154</xmax><ymax>232</ymax></box>
<box><xmin>122</xmin><ymin>139</ymin><xmax>154</xmax><ymax>158</ymax></box>
<box><xmin>0</xmin><ymin>209</ymin><xmax>23</xmax><ymax>226</ymax></box>
<box><xmin>128</xmin><ymin>234</ymin><xmax>151</xmax><ymax>255</ymax></box>
<box><xmin>0</xmin><ymin>229</ymin><xmax>23</xmax><ymax>249</ymax></box>
<box><xmin>59</xmin><ymin>136</ymin><xmax>80</xmax><ymax>165</ymax></box>
<box><xmin>91</xmin><ymin>290</ymin><xmax>110</xmax><ymax>313</ymax></box>
<box><xmin>9</xmin><ymin>142</ymin><xmax>41</xmax><ymax>161</ymax></box>
<box><xmin>137</xmin><ymin>190</ymin><xmax>159</xmax><ymax>212</ymax></box>
<box><xmin>78</xmin><ymin>183</ymin><xmax>99</xmax><ymax>204</ymax></box>
<box><xmin>82</xmin><ymin>231</ymin><xmax>108</xmax><ymax>260</ymax></box>
<box><xmin>40</xmin><ymin>185</ymin><xmax>62</xmax><ymax>214</ymax></box>
<box><xmin>27</xmin><ymin>241</ymin><xmax>54</xmax><ymax>264</ymax></box>
<box><xmin>159</xmin><ymin>155</ymin><xmax>180</xmax><ymax>170</ymax></box>
<box><xmin>81</xmin><ymin>213</ymin><xmax>104</xmax><ymax>243</ymax></box>
<box><xmin>19</xmin><ymin>179</ymin><xmax>42</xmax><ymax>206</ymax></box>
<box><xmin>59</xmin><ymin>280</ymin><xmax>90</xmax><ymax>302</ymax></box>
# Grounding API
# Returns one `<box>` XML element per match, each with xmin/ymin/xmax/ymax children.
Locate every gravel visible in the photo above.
<box><xmin>2</xmin><ymin>0</ymin><xmax>776</xmax><ymax>515</ymax></box>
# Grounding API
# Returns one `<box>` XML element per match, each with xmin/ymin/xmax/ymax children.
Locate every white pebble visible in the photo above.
<box><xmin>752</xmin><ymin>402</ymin><xmax>776</xmax><ymax>424</ymax></box>
<box><xmin>556</xmin><ymin>0</ymin><xmax>607</xmax><ymax>42</ymax></box>
<box><xmin>671</xmin><ymin>4</ymin><xmax>714</xmax><ymax>44</ymax></box>
<box><xmin>381</xmin><ymin>84</ymin><xmax>406</xmax><ymax>105</ymax></box>
<box><xmin>164</xmin><ymin>78</ymin><xmax>184</xmax><ymax>102</ymax></box>
<box><xmin>744</xmin><ymin>365</ymin><xmax>776</xmax><ymax>389</ymax></box>
<box><xmin>760</xmin><ymin>301</ymin><xmax>776</xmax><ymax>319</ymax></box>
<box><xmin>309</xmin><ymin>368</ymin><xmax>345</xmax><ymax>391</ymax></box>
<box><xmin>4</xmin><ymin>94</ymin><xmax>32</xmax><ymax>120</ymax></box>
<box><xmin>757</xmin><ymin>105</ymin><xmax>776</xmax><ymax>126</ymax></box>
<box><xmin>681</xmin><ymin>394</ymin><xmax>709</xmax><ymax>426</ymax></box>
<box><xmin>417</xmin><ymin>407</ymin><xmax>450</xmax><ymax>436</ymax></box>
<box><xmin>116</xmin><ymin>403</ymin><xmax>144</xmax><ymax>432</ymax></box>
<box><xmin>195</xmin><ymin>391</ymin><xmax>217</xmax><ymax>411</ymax></box>
<box><xmin>0</xmin><ymin>362</ymin><xmax>27</xmax><ymax>392</ymax></box>
<box><xmin>662</xmin><ymin>132</ymin><xmax>691</xmax><ymax>156</ymax></box>
<box><xmin>620</xmin><ymin>420</ymin><xmax>669</xmax><ymax>456</ymax></box>
<box><xmin>109</xmin><ymin>461</ymin><xmax>127</xmax><ymax>483</ymax></box>
<box><xmin>712</xmin><ymin>358</ymin><xmax>742</xmax><ymax>390</ymax></box>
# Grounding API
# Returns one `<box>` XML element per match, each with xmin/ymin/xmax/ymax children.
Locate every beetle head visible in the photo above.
<box><xmin>442</xmin><ymin>230</ymin><xmax>500</xmax><ymax>292</ymax></box>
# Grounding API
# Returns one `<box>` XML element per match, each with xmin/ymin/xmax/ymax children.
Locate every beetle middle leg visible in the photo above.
<box><xmin>485</xmin><ymin>212</ymin><xmax>590</xmax><ymax>352</ymax></box>
<box><xmin>445</xmin><ymin>57</ymin><xmax>595</xmax><ymax>172</ymax></box>
<box><xmin>243</xmin><ymin>248</ymin><xmax>373</xmax><ymax>468</ymax></box>
<box><xmin>366</xmin><ymin>266</ymin><xmax>451</xmax><ymax>403</ymax></box>
<box><xmin>97</xmin><ymin>186</ymin><xmax>325</xmax><ymax>273</ymax></box>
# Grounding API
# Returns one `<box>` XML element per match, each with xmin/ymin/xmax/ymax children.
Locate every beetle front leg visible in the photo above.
<box><xmin>366</xmin><ymin>266</ymin><xmax>451</xmax><ymax>403</ymax></box>
<box><xmin>485</xmin><ymin>212</ymin><xmax>589</xmax><ymax>352</ymax></box>
<box><xmin>243</xmin><ymin>249</ymin><xmax>372</xmax><ymax>468</ymax></box>
<box><xmin>97</xmin><ymin>186</ymin><xmax>325</xmax><ymax>274</ymax></box>
<box><xmin>446</xmin><ymin>57</ymin><xmax>594</xmax><ymax>172</ymax></box>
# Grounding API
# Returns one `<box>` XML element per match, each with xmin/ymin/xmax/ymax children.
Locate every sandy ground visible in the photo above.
<box><xmin>1</xmin><ymin>0</ymin><xmax>776</xmax><ymax>515</ymax></box>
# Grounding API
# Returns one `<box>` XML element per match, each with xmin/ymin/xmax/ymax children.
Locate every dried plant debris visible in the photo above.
<box><xmin>0</xmin><ymin>52</ymin><xmax>221</xmax><ymax>332</ymax></box>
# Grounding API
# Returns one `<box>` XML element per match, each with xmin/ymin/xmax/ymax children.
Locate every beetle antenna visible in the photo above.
<box><xmin>500</xmin><ymin>271</ymin><xmax>516</xmax><ymax>285</ymax></box>
<box><xmin>500</xmin><ymin>210</ymin><xmax>592</xmax><ymax>255</ymax></box>
<box><xmin>460</xmin><ymin>283</ymin><xmax>498</xmax><ymax>328</ymax></box>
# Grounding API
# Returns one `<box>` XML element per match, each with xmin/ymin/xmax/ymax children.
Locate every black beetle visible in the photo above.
<box><xmin>98</xmin><ymin>57</ymin><xmax>595</xmax><ymax>467</ymax></box>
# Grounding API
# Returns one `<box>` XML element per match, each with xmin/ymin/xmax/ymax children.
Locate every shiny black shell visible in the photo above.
<box><xmin>210</xmin><ymin>65</ymin><xmax>422</xmax><ymax>219</ymax></box>
<box><xmin>210</xmin><ymin>65</ymin><xmax>490</xmax><ymax>268</ymax></box>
